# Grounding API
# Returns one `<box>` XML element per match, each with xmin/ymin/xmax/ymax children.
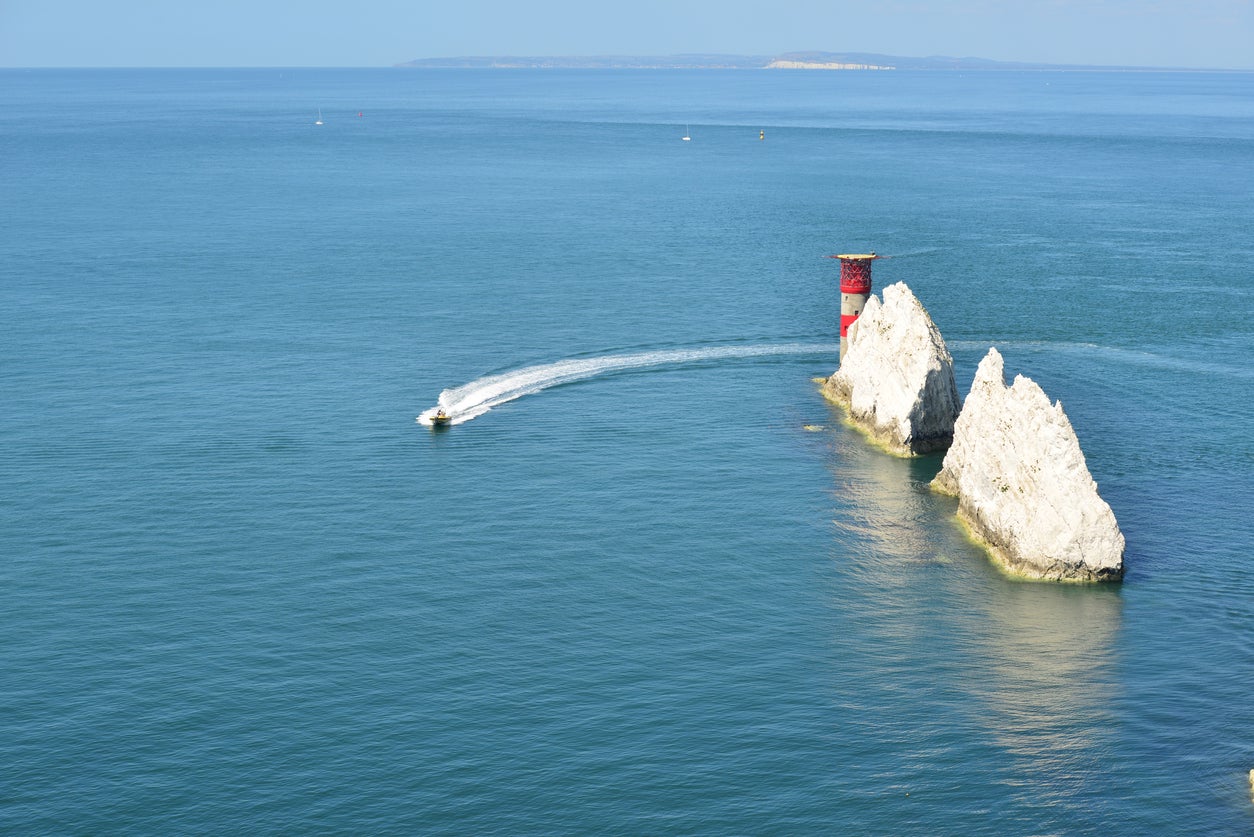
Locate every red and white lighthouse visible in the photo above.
<box><xmin>832</xmin><ymin>252</ymin><xmax>880</xmax><ymax>361</ymax></box>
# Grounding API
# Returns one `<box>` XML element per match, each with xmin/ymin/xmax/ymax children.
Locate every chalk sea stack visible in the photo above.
<box><xmin>931</xmin><ymin>348</ymin><xmax>1125</xmax><ymax>582</ymax></box>
<box><xmin>821</xmin><ymin>282</ymin><xmax>961</xmax><ymax>456</ymax></box>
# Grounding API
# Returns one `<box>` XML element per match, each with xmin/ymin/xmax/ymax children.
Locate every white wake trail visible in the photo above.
<box><xmin>417</xmin><ymin>342</ymin><xmax>838</xmax><ymax>426</ymax></box>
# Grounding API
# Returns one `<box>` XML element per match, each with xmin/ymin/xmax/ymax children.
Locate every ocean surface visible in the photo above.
<box><xmin>2</xmin><ymin>67</ymin><xmax>1252</xmax><ymax>834</ymax></box>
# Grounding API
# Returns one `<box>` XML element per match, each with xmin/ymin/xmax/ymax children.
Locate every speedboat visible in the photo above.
<box><xmin>431</xmin><ymin>410</ymin><xmax>451</xmax><ymax>426</ymax></box>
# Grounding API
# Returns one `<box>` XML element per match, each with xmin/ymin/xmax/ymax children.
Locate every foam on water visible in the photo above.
<box><xmin>417</xmin><ymin>342</ymin><xmax>838</xmax><ymax>425</ymax></box>
<box><xmin>946</xmin><ymin>340</ymin><xmax>1253</xmax><ymax>380</ymax></box>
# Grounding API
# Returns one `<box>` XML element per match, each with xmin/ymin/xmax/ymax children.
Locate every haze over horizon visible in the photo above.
<box><xmin>1</xmin><ymin>0</ymin><xmax>1251</xmax><ymax>70</ymax></box>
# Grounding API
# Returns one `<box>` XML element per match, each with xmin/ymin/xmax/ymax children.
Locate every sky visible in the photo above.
<box><xmin>1</xmin><ymin>0</ymin><xmax>1251</xmax><ymax>69</ymax></box>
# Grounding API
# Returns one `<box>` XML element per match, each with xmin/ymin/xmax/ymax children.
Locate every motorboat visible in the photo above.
<box><xmin>431</xmin><ymin>409</ymin><xmax>452</xmax><ymax>426</ymax></box>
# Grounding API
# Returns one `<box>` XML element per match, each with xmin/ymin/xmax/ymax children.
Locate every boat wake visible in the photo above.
<box><xmin>946</xmin><ymin>339</ymin><xmax>1253</xmax><ymax>380</ymax></box>
<box><xmin>418</xmin><ymin>342</ymin><xmax>837</xmax><ymax>426</ymax></box>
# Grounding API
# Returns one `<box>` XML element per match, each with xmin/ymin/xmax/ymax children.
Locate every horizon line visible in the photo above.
<box><xmin>4</xmin><ymin>63</ymin><xmax>1253</xmax><ymax>72</ymax></box>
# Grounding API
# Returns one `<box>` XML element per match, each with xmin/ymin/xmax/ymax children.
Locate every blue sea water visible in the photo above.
<box><xmin>2</xmin><ymin>67</ymin><xmax>1253</xmax><ymax>834</ymax></box>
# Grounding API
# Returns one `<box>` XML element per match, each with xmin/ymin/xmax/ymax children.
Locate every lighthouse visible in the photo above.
<box><xmin>832</xmin><ymin>252</ymin><xmax>880</xmax><ymax>361</ymax></box>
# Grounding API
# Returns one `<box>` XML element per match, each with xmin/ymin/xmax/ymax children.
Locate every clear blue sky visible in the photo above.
<box><xmin>2</xmin><ymin>0</ymin><xmax>1251</xmax><ymax>69</ymax></box>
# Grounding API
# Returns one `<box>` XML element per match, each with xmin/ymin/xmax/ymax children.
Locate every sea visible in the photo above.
<box><xmin>2</xmin><ymin>67</ymin><xmax>1252</xmax><ymax>835</ymax></box>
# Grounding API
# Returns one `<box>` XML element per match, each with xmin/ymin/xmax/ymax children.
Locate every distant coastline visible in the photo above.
<box><xmin>394</xmin><ymin>51</ymin><xmax>1234</xmax><ymax>71</ymax></box>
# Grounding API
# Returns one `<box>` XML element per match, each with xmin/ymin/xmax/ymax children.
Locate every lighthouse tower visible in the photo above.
<box><xmin>832</xmin><ymin>253</ymin><xmax>880</xmax><ymax>361</ymax></box>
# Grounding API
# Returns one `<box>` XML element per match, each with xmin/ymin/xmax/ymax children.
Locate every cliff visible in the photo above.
<box><xmin>821</xmin><ymin>282</ymin><xmax>961</xmax><ymax>456</ymax></box>
<box><xmin>394</xmin><ymin>52</ymin><xmax>1171</xmax><ymax>71</ymax></box>
<box><xmin>931</xmin><ymin>348</ymin><xmax>1125</xmax><ymax>581</ymax></box>
<box><xmin>765</xmin><ymin>60</ymin><xmax>894</xmax><ymax>70</ymax></box>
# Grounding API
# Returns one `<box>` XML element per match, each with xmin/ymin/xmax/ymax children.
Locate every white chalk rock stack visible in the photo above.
<box><xmin>822</xmin><ymin>282</ymin><xmax>961</xmax><ymax>455</ymax></box>
<box><xmin>932</xmin><ymin>348</ymin><xmax>1125</xmax><ymax>581</ymax></box>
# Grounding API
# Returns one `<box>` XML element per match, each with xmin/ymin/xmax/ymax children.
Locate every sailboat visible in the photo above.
<box><xmin>682</xmin><ymin>124</ymin><xmax>691</xmax><ymax>141</ymax></box>
<box><xmin>315</xmin><ymin>109</ymin><xmax>324</xmax><ymax>126</ymax></box>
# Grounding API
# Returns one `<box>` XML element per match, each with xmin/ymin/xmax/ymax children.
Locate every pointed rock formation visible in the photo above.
<box><xmin>821</xmin><ymin>282</ymin><xmax>961</xmax><ymax>456</ymax></box>
<box><xmin>931</xmin><ymin>348</ymin><xmax>1125</xmax><ymax>581</ymax></box>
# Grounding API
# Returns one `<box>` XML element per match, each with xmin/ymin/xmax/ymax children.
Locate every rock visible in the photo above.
<box><xmin>931</xmin><ymin>348</ymin><xmax>1125</xmax><ymax>582</ymax></box>
<box><xmin>821</xmin><ymin>282</ymin><xmax>961</xmax><ymax>455</ymax></box>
